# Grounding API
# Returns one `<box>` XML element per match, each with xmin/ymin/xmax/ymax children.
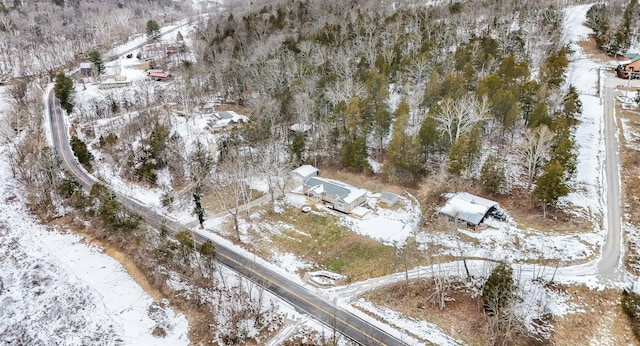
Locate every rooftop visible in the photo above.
<box><xmin>438</xmin><ymin>192</ymin><xmax>498</xmax><ymax>225</ymax></box>
<box><xmin>304</xmin><ymin>177</ymin><xmax>367</xmax><ymax>204</ymax></box>
<box><xmin>292</xmin><ymin>165</ymin><xmax>319</xmax><ymax>178</ymax></box>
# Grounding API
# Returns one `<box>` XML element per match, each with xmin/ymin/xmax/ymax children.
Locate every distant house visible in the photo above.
<box><xmin>80</xmin><ymin>62</ymin><xmax>93</xmax><ymax>77</ymax></box>
<box><xmin>98</xmin><ymin>74</ymin><xmax>131</xmax><ymax>89</ymax></box>
<box><xmin>437</xmin><ymin>192</ymin><xmax>499</xmax><ymax>228</ymax></box>
<box><xmin>303</xmin><ymin>177</ymin><xmax>367</xmax><ymax>214</ymax></box>
<box><xmin>214</xmin><ymin>111</ymin><xmax>248</xmax><ymax>126</ymax></box>
<box><xmin>289</xmin><ymin>123</ymin><xmax>312</xmax><ymax>136</ymax></box>
<box><xmin>617</xmin><ymin>53</ymin><xmax>640</xmax><ymax>79</ymax></box>
<box><xmin>291</xmin><ymin>165</ymin><xmax>319</xmax><ymax>183</ymax></box>
<box><xmin>149</xmin><ymin>71</ymin><xmax>170</xmax><ymax>81</ymax></box>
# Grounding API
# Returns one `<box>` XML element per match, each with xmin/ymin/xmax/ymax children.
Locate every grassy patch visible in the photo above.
<box><xmin>267</xmin><ymin>206</ymin><xmax>397</xmax><ymax>282</ymax></box>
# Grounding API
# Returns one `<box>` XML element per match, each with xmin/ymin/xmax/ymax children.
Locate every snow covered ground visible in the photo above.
<box><xmin>560</xmin><ymin>4</ymin><xmax>606</xmax><ymax>226</ymax></box>
<box><xmin>5</xmin><ymin>3</ymin><xmax>626</xmax><ymax>345</ymax></box>
<box><xmin>0</xmin><ymin>145</ymin><xmax>189</xmax><ymax>345</ymax></box>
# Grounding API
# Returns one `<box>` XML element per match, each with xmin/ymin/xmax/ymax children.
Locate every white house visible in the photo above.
<box><xmin>303</xmin><ymin>177</ymin><xmax>367</xmax><ymax>213</ymax></box>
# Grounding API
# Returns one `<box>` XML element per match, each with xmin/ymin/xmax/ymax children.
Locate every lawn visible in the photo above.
<box><xmin>254</xmin><ymin>205</ymin><xmax>398</xmax><ymax>282</ymax></box>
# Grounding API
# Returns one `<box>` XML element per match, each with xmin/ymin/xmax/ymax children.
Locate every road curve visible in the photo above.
<box><xmin>47</xmin><ymin>89</ymin><xmax>407</xmax><ymax>346</ymax></box>
<box><xmin>598</xmin><ymin>86</ymin><xmax>623</xmax><ymax>279</ymax></box>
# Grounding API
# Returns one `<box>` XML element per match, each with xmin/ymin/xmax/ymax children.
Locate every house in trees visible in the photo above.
<box><xmin>289</xmin><ymin>123</ymin><xmax>312</xmax><ymax>137</ymax></box>
<box><xmin>206</xmin><ymin>111</ymin><xmax>249</xmax><ymax>132</ymax></box>
<box><xmin>214</xmin><ymin>111</ymin><xmax>248</xmax><ymax>126</ymax></box>
<box><xmin>303</xmin><ymin>176</ymin><xmax>367</xmax><ymax>214</ymax></box>
<box><xmin>437</xmin><ymin>192</ymin><xmax>499</xmax><ymax>228</ymax></box>
<box><xmin>79</xmin><ymin>62</ymin><xmax>93</xmax><ymax>77</ymax></box>
<box><xmin>147</xmin><ymin>69</ymin><xmax>170</xmax><ymax>81</ymax></box>
<box><xmin>617</xmin><ymin>53</ymin><xmax>640</xmax><ymax>79</ymax></box>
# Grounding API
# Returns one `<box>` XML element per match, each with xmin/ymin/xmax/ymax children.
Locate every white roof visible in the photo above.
<box><xmin>80</xmin><ymin>62</ymin><xmax>92</xmax><ymax>69</ymax></box>
<box><xmin>290</xmin><ymin>123</ymin><xmax>311</xmax><ymax>132</ymax></box>
<box><xmin>292</xmin><ymin>165</ymin><xmax>319</xmax><ymax>177</ymax></box>
<box><xmin>452</xmin><ymin>192</ymin><xmax>497</xmax><ymax>209</ymax></box>
<box><xmin>438</xmin><ymin>192</ymin><xmax>498</xmax><ymax>225</ymax></box>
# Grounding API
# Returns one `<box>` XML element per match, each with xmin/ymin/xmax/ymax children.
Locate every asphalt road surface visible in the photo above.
<box><xmin>598</xmin><ymin>85</ymin><xmax>623</xmax><ymax>280</ymax></box>
<box><xmin>47</xmin><ymin>89</ymin><xmax>407</xmax><ymax>345</ymax></box>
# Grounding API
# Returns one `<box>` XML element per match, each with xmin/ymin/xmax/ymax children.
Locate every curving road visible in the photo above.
<box><xmin>47</xmin><ymin>89</ymin><xmax>407</xmax><ymax>345</ymax></box>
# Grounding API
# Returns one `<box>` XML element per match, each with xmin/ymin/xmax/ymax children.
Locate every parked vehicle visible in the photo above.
<box><xmin>490</xmin><ymin>209</ymin><xmax>507</xmax><ymax>221</ymax></box>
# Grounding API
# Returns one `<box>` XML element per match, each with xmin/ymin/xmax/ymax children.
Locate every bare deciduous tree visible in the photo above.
<box><xmin>434</xmin><ymin>95</ymin><xmax>490</xmax><ymax>143</ymax></box>
<box><xmin>519</xmin><ymin>125</ymin><xmax>554</xmax><ymax>189</ymax></box>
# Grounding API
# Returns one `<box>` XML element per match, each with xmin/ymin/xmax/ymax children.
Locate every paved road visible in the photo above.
<box><xmin>598</xmin><ymin>85</ymin><xmax>623</xmax><ymax>279</ymax></box>
<box><xmin>47</xmin><ymin>89</ymin><xmax>407</xmax><ymax>346</ymax></box>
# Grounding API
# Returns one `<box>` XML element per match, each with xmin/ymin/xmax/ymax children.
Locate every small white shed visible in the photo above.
<box><xmin>291</xmin><ymin>165</ymin><xmax>319</xmax><ymax>183</ymax></box>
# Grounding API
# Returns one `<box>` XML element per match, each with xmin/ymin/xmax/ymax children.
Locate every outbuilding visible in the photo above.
<box><xmin>437</xmin><ymin>192</ymin><xmax>499</xmax><ymax>228</ymax></box>
<box><xmin>291</xmin><ymin>165</ymin><xmax>319</xmax><ymax>183</ymax></box>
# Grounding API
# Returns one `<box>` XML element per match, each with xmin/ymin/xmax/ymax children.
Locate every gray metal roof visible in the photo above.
<box><xmin>437</xmin><ymin>192</ymin><xmax>498</xmax><ymax>225</ymax></box>
<box><xmin>217</xmin><ymin>111</ymin><xmax>236</xmax><ymax>119</ymax></box>
<box><xmin>303</xmin><ymin>177</ymin><xmax>366</xmax><ymax>204</ymax></box>
<box><xmin>380</xmin><ymin>191</ymin><xmax>399</xmax><ymax>205</ymax></box>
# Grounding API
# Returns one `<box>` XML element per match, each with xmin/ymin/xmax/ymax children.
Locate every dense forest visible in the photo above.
<box><xmin>3</xmin><ymin>0</ymin><xmax>639</xmax><ymax>216</ymax></box>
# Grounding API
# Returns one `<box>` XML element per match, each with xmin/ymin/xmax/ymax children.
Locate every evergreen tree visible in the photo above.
<box><xmin>340</xmin><ymin>97</ymin><xmax>371</xmax><ymax>173</ymax></box>
<box><xmin>552</xmin><ymin>137</ymin><xmax>577</xmax><ymax>179</ymax></box>
<box><xmin>480</xmin><ymin>155</ymin><xmax>505</xmax><ymax>194</ymax></box>
<box><xmin>489</xmin><ymin>89</ymin><xmax>519</xmax><ymax>132</ymax></box>
<box><xmin>54</xmin><ymin>71</ymin><xmax>74</xmax><ymax>114</ymax></box>
<box><xmin>146</xmin><ymin>19</ymin><xmax>161</xmax><ymax>39</ymax></box>
<box><xmin>448</xmin><ymin>134</ymin><xmax>469</xmax><ymax>176</ymax></box>
<box><xmin>483</xmin><ymin>262</ymin><xmax>516</xmax><ymax>316</ymax></box>
<box><xmin>540</xmin><ymin>47</ymin><xmax>570</xmax><ymax>89</ymax></box>
<box><xmin>290</xmin><ymin>132</ymin><xmax>305</xmax><ymax>162</ymax></box>
<box><xmin>527</xmin><ymin>102</ymin><xmax>551</xmax><ymax>128</ymax></box>
<box><xmin>464</xmin><ymin>126</ymin><xmax>483</xmax><ymax>171</ymax></box>
<box><xmin>533</xmin><ymin>160</ymin><xmax>569</xmax><ymax>217</ymax></box>
<box><xmin>89</xmin><ymin>184</ymin><xmax>140</xmax><ymax>232</ymax></box>
<box><xmin>175</xmin><ymin>230</ymin><xmax>194</xmax><ymax>264</ymax></box>
<box><xmin>193</xmin><ymin>193</ymin><xmax>205</xmax><ymax>228</ymax></box>
<box><xmin>418</xmin><ymin>115</ymin><xmax>443</xmax><ymax>160</ymax></box>
<box><xmin>422</xmin><ymin>70</ymin><xmax>441</xmax><ymax>108</ymax></box>
<box><xmin>88</xmin><ymin>50</ymin><xmax>105</xmax><ymax>75</ymax></box>
<box><xmin>562</xmin><ymin>85</ymin><xmax>582</xmax><ymax>125</ymax></box>
<box><xmin>70</xmin><ymin>135</ymin><xmax>93</xmax><ymax>169</ymax></box>
<box><xmin>383</xmin><ymin>98</ymin><xmax>422</xmax><ymax>186</ymax></box>
<box><xmin>340</xmin><ymin>135</ymin><xmax>370</xmax><ymax>172</ymax></box>
<box><xmin>516</xmin><ymin>80</ymin><xmax>543</xmax><ymax>125</ymax></box>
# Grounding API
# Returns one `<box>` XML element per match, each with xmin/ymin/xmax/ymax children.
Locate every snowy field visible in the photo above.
<box><xmin>0</xmin><ymin>145</ymin><xmax>189</xmax><ymax>345</ymax></box>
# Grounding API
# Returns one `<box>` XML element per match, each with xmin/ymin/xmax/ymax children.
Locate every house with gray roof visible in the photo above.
<box><xmin>303</xmin><ymin>176</ymin><xmax>367</xmax><ymax>213</ymax></box>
